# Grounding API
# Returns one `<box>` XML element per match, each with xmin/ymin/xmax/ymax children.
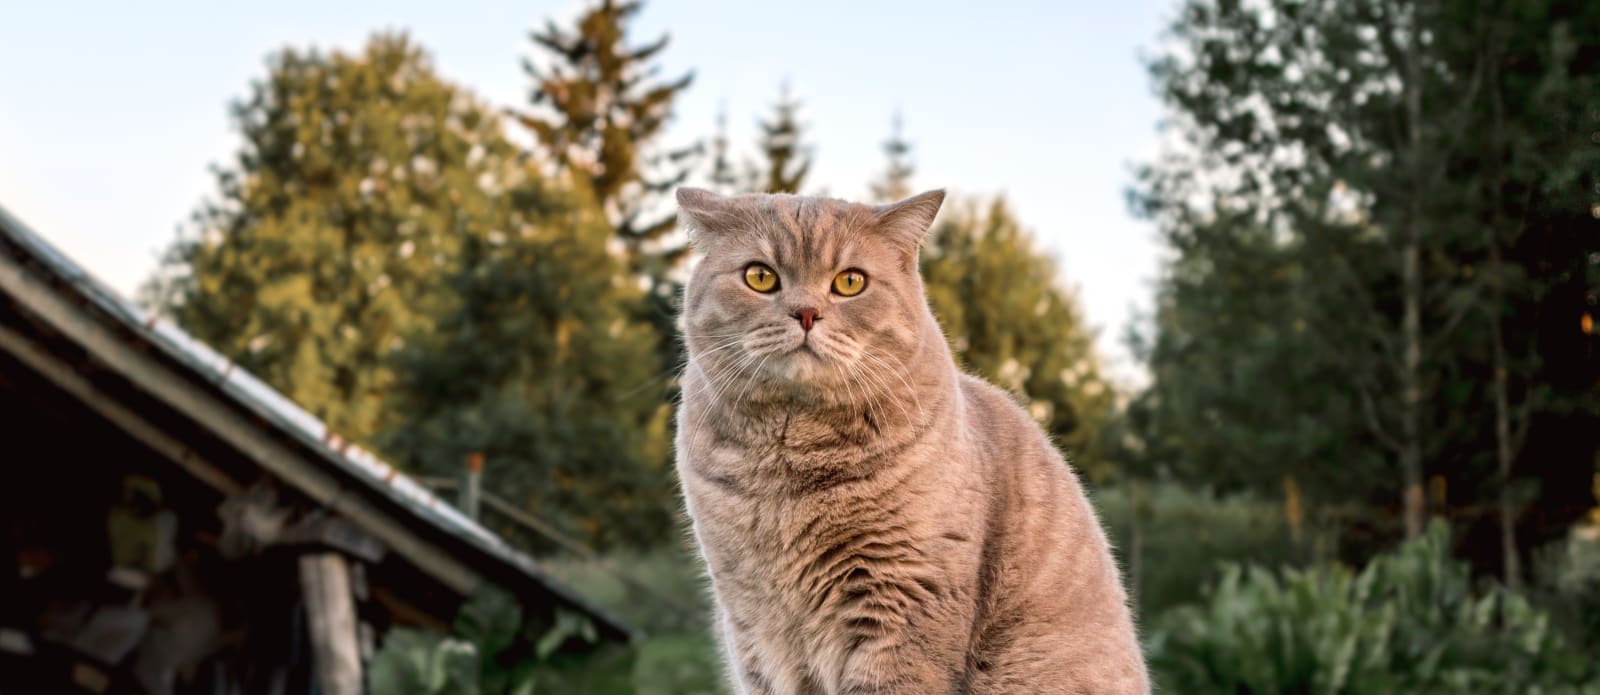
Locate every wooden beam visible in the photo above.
<box><xmin>0</xmin><ymin>324</ymin><xmax>243</xmax><ymax>496</ymax></box>
<box><xmin>300</xmin><ymin>552</ymin><xmax>363</xmax><ymax>695</ymax></box>
<box><xmin>0</xmin><ymin>250</ymin><xmax>481</xmax><ymax>595</ymax></box>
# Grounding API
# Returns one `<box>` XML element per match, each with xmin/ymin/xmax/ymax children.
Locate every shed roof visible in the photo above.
<box><xmin>0</xmin><ymin>203</ymin><xmax>634</xmax><ymax>642</ymax></box>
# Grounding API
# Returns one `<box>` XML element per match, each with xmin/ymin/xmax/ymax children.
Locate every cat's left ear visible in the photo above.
<box><xmin>872</xmin><ymin>189</ymin><xmax>946</xmax><ymax>262</ymax></box>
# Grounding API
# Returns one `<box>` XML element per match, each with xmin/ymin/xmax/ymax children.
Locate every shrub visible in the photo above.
<box><xmin>1148</xmin><ymin>522</ymin><xmax>1600</xmax><ymax>694</ymax></box>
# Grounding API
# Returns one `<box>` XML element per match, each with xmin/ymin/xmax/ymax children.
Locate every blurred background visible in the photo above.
<box><xmin>1</xmin><ymin>0</ymin><xmax>1597</xmax><ymax>692</ymax></box>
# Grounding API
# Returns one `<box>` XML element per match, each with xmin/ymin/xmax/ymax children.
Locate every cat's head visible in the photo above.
<box><xmin>677</xmin><ymin>187</ymin><xmax>944</xmax><ymax>401</ymax></box>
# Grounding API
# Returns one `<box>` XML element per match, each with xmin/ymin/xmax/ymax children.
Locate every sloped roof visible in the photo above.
<box><xmin>0</xmin><ymin>203</ymin><xmax>634</xmax><ymax>642</ymax></box>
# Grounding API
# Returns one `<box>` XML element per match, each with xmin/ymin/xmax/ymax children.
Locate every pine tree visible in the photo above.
<box><xmin>869</xmin><ymin>111</ymin><xmax>914</xmax><ymax>203</ymax></box>
<box><xmin>751</xmin><ymin>82</ymin><xmax>811</xmax><ymax>194</ymax></box>
<box><xmin>516</xmin><ymin>0</ymin><xmax>696</xmax><ymax>265</ymax></box>
<box><xmin>707</xmin><ymin>103</ymin><xmax>739</xmax><ymax>194</ymax></box>
<box><xmin>144</xmin><ymin>34</ymin><xmax>521</xmax><ymax>444</ymax></box>
<box><xmin>920</xmin><ymin>197</ymin><xmax>1117</xmax><ymax>480</ymax></box>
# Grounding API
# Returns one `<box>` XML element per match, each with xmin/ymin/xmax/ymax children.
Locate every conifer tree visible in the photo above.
<box><xmin>751</xmin><ymin>82</ymin><xmax>811</xmax><ymax>194</ymax></box>
<box><xmin>516</xmin><ymin>0</ymin><xmax>696</xmax><ymax>265</ymax></box>
<box><xmin>707</xmin><ymin>104</ymin><xmax>739</xmax><ymax>194</ymax></box>
<box><xmin>870</xmin><ymin>111</ymin><xmax>914</xmax><ymax>203</ymax></box>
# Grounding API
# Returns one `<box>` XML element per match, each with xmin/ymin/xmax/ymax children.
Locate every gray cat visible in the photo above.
<box><xmin>675</xmin><ymin>187</ymin><xmax>1148</xmax><ymax>695</ymax></box>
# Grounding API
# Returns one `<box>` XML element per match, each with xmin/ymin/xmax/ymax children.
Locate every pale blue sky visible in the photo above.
<box><xmin>0</xmin><ymin>0</ymin><xmax>1168</xmax><ymax>379</ymax></box>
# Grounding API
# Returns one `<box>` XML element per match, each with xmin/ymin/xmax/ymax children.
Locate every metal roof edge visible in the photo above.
<box><xmin>0</xmin><ymin>202</ymin><xmax>637</xmax><ymax>642</ymax></box>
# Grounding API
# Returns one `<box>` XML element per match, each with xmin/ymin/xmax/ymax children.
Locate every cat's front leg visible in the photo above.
<box><xmin>835</xmin><ymin>639</ymin><xmax>958</xmax><ymax>695</ymax></box>
<box><xmin>716</xmin><ymin>612</ymin><xmax>779</xmax><ymax>695</ymax></box>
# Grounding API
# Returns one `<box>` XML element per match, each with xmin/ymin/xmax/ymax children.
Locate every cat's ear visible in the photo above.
<box><xmin>872</xmin><ymin>189</ymin><xmax>946</xmax><ymax>260</ymax></box>
<box><xmin>677</xmin><ymin>187</ymin><xmax>733</xmax><ymax>243</ymax></box>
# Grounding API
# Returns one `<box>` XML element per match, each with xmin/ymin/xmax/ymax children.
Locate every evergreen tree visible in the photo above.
<box><xmin>380</xmin><ymin>183</ymin><xmax>672</xmax><ymax>550</ymax></box>
<box><xmin>870</xmin><ymin>111</ymin><xmax>914</xmax><ymax>203</ymax></box>
<box><xmin>706</xmin><ymin>103</ymin><xmax>739</xmax><ymax>194</ymax></box>
<box><xmin>1135</xmin><ymin>0</ymin><xmax>1600</xmax><ymax>563</ymax></box>
<box><xmin>144</xmin><ymin>34</ymin><xmax>520</xmax><ymax>444</ymax></box>
<box><xmin>516</xmin><ymin>0</ymin><xmax>696</xmax><ymax>265</ymax></box>
<box><xmin>751</xmin><ymin>82</ymin><xmax>811</xmax><ymax>194</ymax></box>
<box><xmin>920</xmin><ymin>197</ymin><xmax>1116</xmax><ymax>480</ymax></box>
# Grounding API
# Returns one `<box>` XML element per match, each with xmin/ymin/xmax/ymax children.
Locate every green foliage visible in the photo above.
<box><xmin>1124</xmin><ymin>215</ymin><xmax>1390</xmax><ymax>503</ymax></box>
<box><xmin>146</xmin><ymin>33</ymin><xmax>522</xmax><ymax>444</ymax></box>
<box><xmin>538</xmin><ymin>545</ymin><xmax>711</xmax><ymax>636</ymax></box>
<box><xmin>1533</xmin><ymin>522</ymin><xmax>1600</xmax><ymax>651</ymax></box>
<box><xmin>379</xmin><ymin>183</ymin><xmax>673</xmax><ymax>550</ymax></box>
<box><xmin>1093</xmin><ymin>482</ymin><xmax>1310</xmax><ymax>619</ymax></box>
<box><xmin>1150</xmin><ymin>522</ymin><xmax>1600</xmax><ymax>694</ymax></box>
<box><xmin>516</xmin><ymin>0</ymin><xmax>696</xmax><ymax>256</ymax></box>
<box><xmin>517</xmin><ymin>0</ymin><xmax>697</xmax><ymax>385</ymax></box>
<box><xmin>1134</xmin><ymin>0</ymin><xmax>1600</xmax><ymax>558</ymax></box>
<box><xmin>539</xmin><ymin>547</ymin><xmax>726</xmax><ymax>692</ymax></box>
<box><xmin>369</xmin><ymin>589</ymin><xmax>615</xmax><ymax>695</ymax></box>
<box><xmin>920</xmin><ymin>196</ymin><xmax>1116</xmax><ymax>479</ymax></box>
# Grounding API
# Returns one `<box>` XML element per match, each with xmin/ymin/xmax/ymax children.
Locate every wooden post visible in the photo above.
<box><xmin>461</xmin><ymin>453</ymin><xmax>485</xmax><ymax>521</ymax></box>
<box><xmin>299</xmin><ymin>553</ymin><xmax>362</xmax><ymax>695</ymax></box>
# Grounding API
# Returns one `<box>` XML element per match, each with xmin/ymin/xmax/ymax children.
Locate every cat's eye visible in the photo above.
<box><xmin>833</xmin><ymin>269</ymin><xmax>868</xmax><ymax>297</ymax></box>
<box><xmin>744</xmin><ymin>263</ymin><xmax>779</xmax><ymax>292</ymax></box>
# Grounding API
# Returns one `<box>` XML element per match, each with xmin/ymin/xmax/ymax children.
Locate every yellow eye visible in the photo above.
<box><xmin>744</xmin><ymin>263</ymin><xmax>779</xmax><ymax>292</ymax></box>
<box><xmin>833</xmin><ymin>269</ymin><xmax>867</xmax><ymax>296</ymax></box>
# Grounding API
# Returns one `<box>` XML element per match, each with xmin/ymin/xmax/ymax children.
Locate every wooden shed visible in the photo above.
<box><xmin>0</xmin><ymin>205</ymin><xmax>632</xmax><ymax>693</ymax></box>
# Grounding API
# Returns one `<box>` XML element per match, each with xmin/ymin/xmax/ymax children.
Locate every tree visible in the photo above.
<box><xmin>515</xmin><ymin>0</ymin><xmax>696</xmax><ymax>267</ymax></box>
<box><xmin>706</xmin><ymin>103</ymin><xmax>740</xmax><ymax>194</ymax></box>
<box><xmin>869</xmin><ymin>111</ymin><xmax>914</xmax><ymax>203</ymax></box>
<box><xmin>1136</xmin><ymin>0</ymin><xmax>1600</xmax><ymax>565</ymax></box>
<box><xmin>380</xmin><ymin>182</ymin><xmax>673</xmax><ymax>550</ymax></box>
<box><xmin>143</xmin><ymin>34</ymin><xmax>521</xmax><ymax>444</ymax></box>
<box><xmin>751</xmin><ymin>82</ymin><xmax>811</xmax><ymax>194</ymax></box>
<box><xmin>1459</xmin><ymin>0</ymin><xmax>1600</xmax><ymax>586</ymax></box>
<box><xmin>920</xmin><ymin>197</ymin><xmax>1117</xmax><ymax>480</ymax></box>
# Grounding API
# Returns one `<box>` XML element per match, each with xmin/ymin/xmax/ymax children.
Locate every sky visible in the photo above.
<box><xmin>0</xmin><ymin>0</ymin><xmax>1170</xmax><ymax>380</ymax></box>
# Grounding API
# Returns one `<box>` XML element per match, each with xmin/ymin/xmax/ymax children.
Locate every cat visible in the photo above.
<box><xmin>674</xmin><ymin>186</ymin><xmax>1149</xmax><ymax>695</ymax></box>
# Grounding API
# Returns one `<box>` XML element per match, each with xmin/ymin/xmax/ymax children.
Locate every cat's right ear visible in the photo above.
<box><xmin>677</xmin><ymin>187</ymin><xmax>731</xmax><ymax>243</ymax></box>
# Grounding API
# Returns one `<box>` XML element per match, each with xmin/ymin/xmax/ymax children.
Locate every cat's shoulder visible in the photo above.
<box><xmin>955</xmin><ymin>372</ymin><xmax>1036</xmax><ymax>432</ymax></box>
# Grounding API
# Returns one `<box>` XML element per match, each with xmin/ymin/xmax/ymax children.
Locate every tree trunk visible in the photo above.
<box><xmin>1399</xmin><ymin>11</ymin><xmax>1427</xmax><ymax>540</ymax></box>
<box><xmin>1490</xmin><ymin>289</ymin><xmax>1520</xmax><ymax>589</ymax></box>
<box><xmin>1401</xmin><ymin>230</ymin><xmax>1425</xmax><ymax>540</ymax></box>
<box><xmin>1485</xmin><ymin>49</ymin><xmax>1521</xmax><ymax>589</ymax></box>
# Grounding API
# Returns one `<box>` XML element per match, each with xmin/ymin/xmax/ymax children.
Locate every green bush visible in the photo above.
<box><xmin>1533</xmin><ymin>523</ymin><xmax>1600</xmax><ymax>653</ymax></box>
<box><xmin>1148</xmin><ymin>522</ymin><xmax>1600</xmax><ymax>694</ymax></box>
<box><xmin>369</xmin><ymin>588</ymin><xmax>631</xmax><ymax>694</ymax></box>
<box><xmin>537</xmin><ymin>546</ymin><xmax>727</xmax><ymax>693</ymax></box>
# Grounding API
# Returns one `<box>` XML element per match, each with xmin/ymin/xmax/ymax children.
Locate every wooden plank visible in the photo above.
<box><xmin>0</xmin><ymin>252</ymin><xmax>481</xmax><ymax>594</ymax></box>
<box><xmin>299</xmin><ymin>552</ymin><xmax>362</xmax><ymax>695</ymax></box>
<box><xmin>0</xmin><ymin>324</ymin><xmax>244</xmax><ymax>496</ymax></box>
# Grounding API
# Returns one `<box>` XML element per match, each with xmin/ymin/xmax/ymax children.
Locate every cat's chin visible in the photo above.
<box><xmin>763</xmin><ymin>348</ymin><xmax>848</xmax><ymax>392</ymax></box>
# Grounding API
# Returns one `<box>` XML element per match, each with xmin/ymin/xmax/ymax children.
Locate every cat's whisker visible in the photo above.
<box><xmin>856</xmin><ymin>360</ymin><xmax>907</xmax><ymax>429</ymax></box>
<box><xmin>850</xmin><ymin>360</ymin><xmax>891</xmax><ymax>432</ymax></box>
<box><xmin>862</xmin><ymin>348</ymin><xmax>924</xmax><ymax>429</ymax></box>
<box><xmin>682</xmin><ymin>350</ymin><xmax>759</xmax><ymax>438</ymax></box>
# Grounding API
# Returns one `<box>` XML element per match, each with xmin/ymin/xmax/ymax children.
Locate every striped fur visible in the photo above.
<box><xmin>676</xmin><ymin>188</ymin><xmax>1149</xmax><ymax>694</ymax></box>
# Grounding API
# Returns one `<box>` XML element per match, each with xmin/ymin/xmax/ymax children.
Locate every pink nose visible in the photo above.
<box><xmin>792</xmin><ymin>307</ymin><xmax>820</xmax><ymax>332</ymax></box>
